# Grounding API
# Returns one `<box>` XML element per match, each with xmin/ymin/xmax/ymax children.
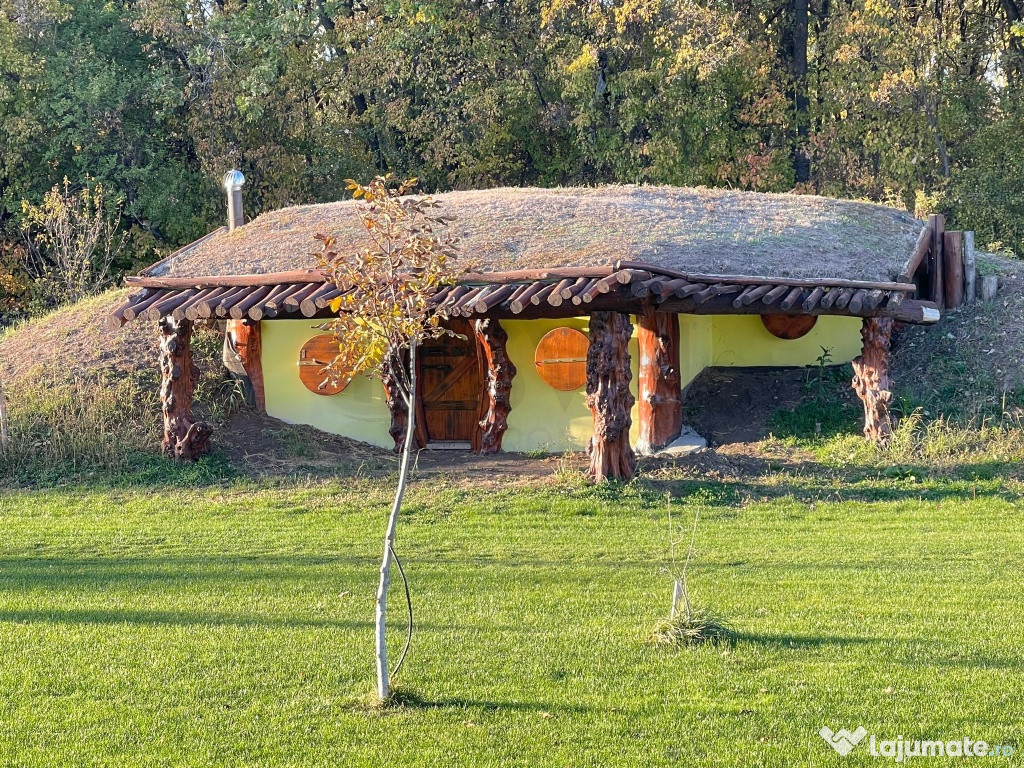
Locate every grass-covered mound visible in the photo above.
<box><xmin>0</xmin><ymin>291</ymin><xmax>233</xmax><ymax>481</ymax></box>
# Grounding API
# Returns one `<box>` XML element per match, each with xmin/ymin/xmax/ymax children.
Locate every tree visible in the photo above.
<box><xmin>21</xmin><ymin>178</ymin><xmax>127</xmax><ymax>304</ymax></box>
<box><xmin>315</xmin><ymin>175</ymin><xmax>460</xmax><ymax>702</ymax></box>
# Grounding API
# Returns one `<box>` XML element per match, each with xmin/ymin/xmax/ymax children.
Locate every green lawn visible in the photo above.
<box><xmin>1</xmin><ymin>471</ymin><xmax>1022</xmax><ymax>767</ymax></box>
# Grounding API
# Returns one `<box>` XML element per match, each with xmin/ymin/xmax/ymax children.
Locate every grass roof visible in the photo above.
<box><xmin>143</xmin><ymin>185</ymin><xmax>925</xmax><ymax>283</ymax></box>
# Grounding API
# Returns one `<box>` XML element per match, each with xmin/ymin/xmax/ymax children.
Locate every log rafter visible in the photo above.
<box><xmin>108</xmin><ymin>267</ymin><xmax>936</xmax><ymax>330</ymax></box>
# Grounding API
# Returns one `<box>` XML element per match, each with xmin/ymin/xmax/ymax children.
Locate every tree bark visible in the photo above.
<box><xmin>851</xmin><ymin>317</ymin><xmax>894</xmax><ymax>446</ymax></box>
<box><xmin>791</xmin><ymin>0</ymin><xmax>811</xmax><ymax>183</ymax></box>
<box><xmin>382</xmin><ymin>350</ymin><xmax>426</xmax><ymax>452</ymax></box>
<box><xmin>636</xmin><ymin>307</ymin><xmax>682</xmax><ymax>454</ymax></box>
<box><xmin>159</xmin><ymin>317</ymin><xmax>212</xmax><ymax>461</ymax></box>
<box><xmin>472</xmin><ymin>318</ymin><xmax>516</xmax><ymax>454</ymax></box>
<box><xmin>376</xmin><ymin>343</ymin><xmax>417</xmax><ymax>702</ymax></box>
<box><xmin>586</xmin><ymin>311</ymin><xmax>637</xmax><ymax>482</ymax></box>
<box><xmin>225</xmin><ymin>319</ymin><xmax>266</xmax><ymax>411</ymax></box>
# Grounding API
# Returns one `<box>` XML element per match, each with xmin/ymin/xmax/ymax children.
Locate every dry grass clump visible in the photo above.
<box><xmin>151</xmin><ymin>185</ymin><xmax>922</xmax><ymax>283</ymax></box>
<box><xmin>650</xmin><ymin>606</ymin><xmax>734</xmax><ymax>647</ymax></box>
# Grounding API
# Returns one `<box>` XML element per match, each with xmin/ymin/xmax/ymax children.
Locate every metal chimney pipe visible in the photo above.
<box><xmin>223</xmin><ymin>170</ymin><xmax>245</xmax><ymax>231</ymax></box>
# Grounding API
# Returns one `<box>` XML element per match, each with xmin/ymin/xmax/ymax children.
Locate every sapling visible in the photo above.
<box><xmin>651</xmin><ymin>493</ymin><xmax>731</xmax><ymax>646</ymax></box>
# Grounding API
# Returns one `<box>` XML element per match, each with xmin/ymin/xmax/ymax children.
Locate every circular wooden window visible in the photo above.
<box><xmin>535</xmin><ymin>327</ymin><xmax>589</xmax><ymax>391</ymax></box>
<box><xmin>298</xmin><ymin>334</ymin><xmax>352</xmax><ymax>395</ymax></box>
<box><xmin>761</xmin><ymin>314</ymin><xmax>818</xmax><ymax>340</ymax></box>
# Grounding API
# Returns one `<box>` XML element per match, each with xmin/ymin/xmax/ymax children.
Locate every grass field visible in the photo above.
<box><xmin>1</xmin><ymin>468</ymin><xmax>1022</xmax><ymax>767</ymax></box>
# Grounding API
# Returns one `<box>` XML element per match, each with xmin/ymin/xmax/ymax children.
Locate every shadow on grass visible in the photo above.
<box><xmin>733</xmin><ymin>631</ymin><xmax>880</xmax><ymax>649</ymax></box>
<box><xmin>386</xmin><ymin>688</ymin><xmax>594</xmax><ymax>715</ymax></box>
<box><xmin>0</xmin><ymin>607</ymin><xmax>373</xmax><ymax>631</ymax></box>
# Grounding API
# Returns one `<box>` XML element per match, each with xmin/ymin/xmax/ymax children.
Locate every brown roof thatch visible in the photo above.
<box><xmin>141</xmin><ymin>185</ymin><xmax>924</xmax><ymax>283</ymax></box>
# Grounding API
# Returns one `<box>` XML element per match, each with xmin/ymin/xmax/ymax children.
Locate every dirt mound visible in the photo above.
<box><xmin>892</xmin><ymin>253</ymin><xmax>1024</xmax><ymax>419</ymax></box>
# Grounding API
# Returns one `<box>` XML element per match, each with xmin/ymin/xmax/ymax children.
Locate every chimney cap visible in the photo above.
<box><xmin>223</xmin><ymin>170</ymin><xmax>245</xmax><ymax>191</ymax></box>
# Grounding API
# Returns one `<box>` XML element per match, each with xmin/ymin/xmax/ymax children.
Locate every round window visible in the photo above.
<box><xmin>298</xmin><ymin>334</ymin><xmax>352</xmax><ymax>395</ymax></box>
<box><xmin>761</xmin><ymin>314</ymin><xmax>818</xmax><ymax>340</ymax></box>
<box><xmin>534</xmin><ymin>327</ymin><xmax>590</xmax><ymax>391</ymax></box>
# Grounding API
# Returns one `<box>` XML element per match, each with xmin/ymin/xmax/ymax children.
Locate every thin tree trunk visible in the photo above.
<box><xmin>376</xmin><ymin>343</ymin><xmax>417</xmax><ymax>701</ymax></box>
<box><xmin>0</xmin><ymin>375</ymin><xmax>9</xmax><ymax>454</ymax></box>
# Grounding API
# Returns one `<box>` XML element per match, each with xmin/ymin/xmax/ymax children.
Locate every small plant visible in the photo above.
<box><xmin>805</xmin><ymin>345</ymin><xmax>834</xmax><ymax>400</ymax></box>
<box><xmin>650</xmin><ymin>495</ymin><xmax>732</xmax><ymax>647</ymax></box>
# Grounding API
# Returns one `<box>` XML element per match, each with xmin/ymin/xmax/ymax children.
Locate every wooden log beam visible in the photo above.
<box><xmin>636</xmin><ymin>308</ymin><xmax>682</xmax><ymax>455</ymax></box>
<box><xmin>284</xmin><ymin>283</ymin><xmax>322</xmax><ymax>313</ymax></box>
<box><xmin>943</xmin><ymin>230</ymin><xmax>965</xmax><ymax>308</ymax></box>
<box><xmin>761</xmin><ymin>285</ymin><xmax>790</xmax><ymax>306</ymax></box>
<box><xmin>779</xmin><ymin>286</ymin><xmax>804</xmax><ymax>310</ymax></box>
<box><xmin>214</xmin><ymin>286</ymin><xmax>249</xmax><ymax>318</ymax></box>
<box><xmin>902</xmin><ymin>220</ymin><xmax>933</xmax><ymax>281</ymax></box>
<box><xmin>802</xmin><ymin>286</ymin><xmax>825</xmax><ymax>311</ymax></box>
<box><xmin>230</xmin><ymin>285</ymin><xmax>273</xmax><ymax>319</ymax></box>
<box><xmin>472</xmin><ymin>318</ymin><xmax>517</xmax><ymax>454</ymax></box>
<box><xmin>851</xmin><ymin>317</ymin><xmax>894</xmax><ymax>446</ymax></box>
<box><xmin>158</xmin><ymin>317</ymin><xmax>212</xmax><ymax>461</ymax></box>
<box><xmin>586</xmin><ymin>311</ymin><xmax>636</xmax><ymax>482</ymax></box>
<box><xmin>614</xmin><ymin>260</ymin><xmax>917</xmax><ymax>292</ymax></box>
<box><xmin>128</xmin><ymin>268</ymin><xmax>327</xmax><ymax>289</ymax></box>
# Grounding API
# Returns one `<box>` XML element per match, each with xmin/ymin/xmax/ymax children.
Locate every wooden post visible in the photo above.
<box><xmin>472</xmin><ymin>318</ymin><xmax>516</xmax><ymax>454</ymax></box>
<box><xmin>943</xmin><ymin>230</ymin><xmax>965</xmax><ymax>308</ymax></box>
<box><xmin>635</xmin><ymin>306</ymin><xmax>682</xmax><ymax>454</ymax></box>
<box><xmin>586</xmin><ymin>311</ymin><xmax>636</xmax><ymax>482</ymax></box>
<box><xmin>851</xmin><ymin>317</ymin><xmax>894</xmax><ymax>446</ymax></box>
<box><xmin>159</xmin><ymin>317</ymin><xmax>212</xmax><ymax>461</ymax></box>
<box><xmin>964</xmin><ymin>231</ymin><xmax>976</xmax><ymax>304</ymax></box>
<box><xmin>928</xmin><ymin>213</ymin><xmax>945</xmax><ymax>309</ymax></box>
<box><xmin>226</xmin><ymin>319</ymin><xmax>266</xmax><ymax>411</ymax></box>
<box><xmin>980</xmin><ymin>274</ymin><xmax>999</xmax><ymax>302</ymax></box>
<box><xmin>381</xmin><ymin>350</ymin><xmax>426</xmax><ymax>453</ymax></box>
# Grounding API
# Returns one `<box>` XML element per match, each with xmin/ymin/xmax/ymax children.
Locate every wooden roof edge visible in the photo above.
<box><xmin>614</xmin><ymin>260</ymin><xmax>918</xmax><ymax>293</ymax></box>
<box><xmin>125</xmin><ymin>259</ymin><xmax>917</xmax><ymax>294</ymax></box>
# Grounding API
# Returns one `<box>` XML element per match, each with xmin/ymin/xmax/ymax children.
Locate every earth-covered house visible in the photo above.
<box><xmin>109</xmin><ymin>181</ymin><xmax>955</xmax><ymax>481</ymax></box>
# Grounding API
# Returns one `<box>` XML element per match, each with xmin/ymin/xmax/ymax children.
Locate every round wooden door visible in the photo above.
<box><xmin>535</xmin><ymin>327</ymin><xmax>589</xmax><ymax>391</ymax></box>
<box><xmin>298</xmin><ymin>334</ymin><xmax>352</xmax><ymax>395</ymax></box>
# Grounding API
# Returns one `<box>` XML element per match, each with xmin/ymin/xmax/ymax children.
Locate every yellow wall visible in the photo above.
<box><xmin>709</xmin><ymin>315</ymin><xmax>863</xmax><ymax>368</ymax></box>
<box><xmin>501</xmin><ymin>318</ymin><xmax>640</xmax><ymax>453</ymax></box>
<box><xmin>261</xmin><ymin>319</ymin><xmax>393</xmax><ymax>449</ymax></box>
<box><xmin>259</xmin><ymin>313</ymin><xmax>861</xmax><ymax>453</ymax></box>
<box><xmin>679</xmin><ymin>315</ymin><xmax>713</xmax><ymax>388</ymax></box>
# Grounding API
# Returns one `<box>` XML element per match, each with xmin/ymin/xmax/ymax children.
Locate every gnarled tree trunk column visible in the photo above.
<box><xmin>636</xmin><ymin>307</ymin><xmax>682</xmax><ymax>454</ymax></box>
<box><xmin>225</xmin><ymin>319</ymin><xmax>266</xmax><ymax>411</ymax></box>
<box><xmin>381</xmin><ymin>349</ymin><xmax>427</xmax><ymax>453</ymax></box>
<box><xmin>159</xmin><ymin>317</ymin><xmax>212</xmax><ymax>461</ymax></box>
<box><xmin>586</xmin><ymin>311</ymin><xmax>636</xmax><ymax>482</ymax></box>
<box><xmin>472</xmin><ymin>318</ymin><xmax>516</xmax><ymax>454</ymax></box>
<box><xmin>851</xmin><ymin>317</ymin><xmax>894</xmax><ymax>446</ymax></box>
